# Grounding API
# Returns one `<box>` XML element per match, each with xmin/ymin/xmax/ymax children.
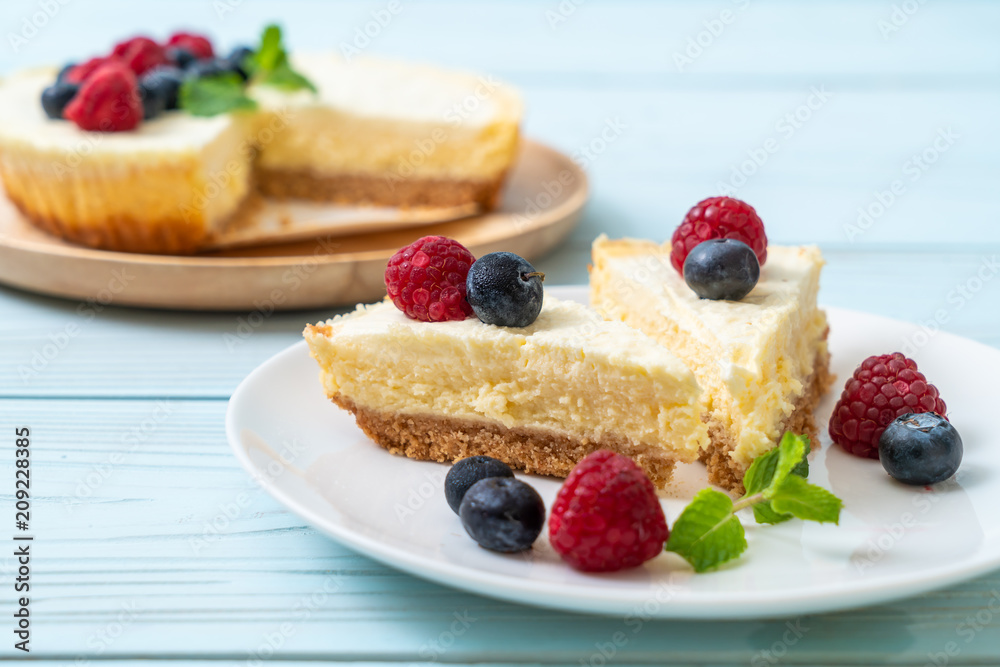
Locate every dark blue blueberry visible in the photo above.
<box><xmin>466</xmin><ymin>252</ymin><xmax>545</xmax><ymax>327</ymax></box>
<box><xmin>40</xmin><ymin>82</ymin><xmax>79</xmax><ymax>119</ymax></box>
<box><xmin>140</xmin><ymin>66</ymin><xmax>184</xmax><ymax>113</ymax></box>
<box><xmin>682</xmin><ymin>238</ymin><xmax>760</xmax><ymax>301</ymax></box>
<box><xmin>459</xmin><ymin>477</ymin><xmax>545</xmax><ymax>553</ymax></box>
<box><xmin>879</xmin><ymin>412</ymin><xmax>962</xmax><ymax>486</ymax></box>
<box><xmin>185</xmin><ymin>57</ymin><xmax>229</xmax><ymax>80</ymax></box>
<box><xmin>227</xmin><ymin>45</ymin><xmax>254</xmax><ymax>80</ymax></box>
<box><xmin>444</xmin><ymin>456</ymin><xmax>513</xmax><ymax>514</ymax></box>
<box><xmin>166</xmin><ymin>46</ymin><xmax>199</xmax><ymax>70</ymax></box>
<box><xmin>56</xmin><ymin>62</ymin><xmax>76</xmax><ymax>83</ymax></box>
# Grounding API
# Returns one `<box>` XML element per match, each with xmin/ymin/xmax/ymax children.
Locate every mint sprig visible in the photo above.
<box><xmin>179</xmin><ymin>73</ymin><xmax>257</xmax><ymax>117</ymax></box>
<box><xmin>178</xmin><ymin>24</ymin><xmax>315</xmax><ymax>117</ymax></box>
<box><xmin>247</xmin><ymin>24</ymin><xmax>317</xmax><ymax>93</ymax></box>
<box><xmin>666</xmin><ymin>433</ymin><xmax>842</xmax><ymax>573</ymax></box>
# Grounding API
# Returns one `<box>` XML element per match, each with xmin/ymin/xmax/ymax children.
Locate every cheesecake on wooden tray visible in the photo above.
<box><xmin>0</xmin><ymin>26</ymin><xmax>521</xmax><ymax>254</ymax></box>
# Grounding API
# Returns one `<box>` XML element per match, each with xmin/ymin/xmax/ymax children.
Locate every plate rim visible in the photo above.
<box><xmin>226</xmin><ymin>290</ymin><xmax>1000</xmax><ymax>619</ymax></box>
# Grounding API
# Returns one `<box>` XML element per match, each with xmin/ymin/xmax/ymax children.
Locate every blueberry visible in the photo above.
<box><xmin>185</xmin><ymin>58</ymin><xmax>229</xmax><ymax>80</ymax></box>
<box><xmin>466</xmin><ymin>252</ymin><xmax>545</xmax><ymax>327</ymax></box>
<box><xmin>140</xmin><ymin>66</ymin><xmax>184</xmax><ymax>113</ymax></box>
<box><xmin>459</xmin><ymin>477</ymin><xmax>545</xmax><ymax>553</ymax></box>
<box><xmin>56</xmin><ymin>62</ymin><xmax>76</xmax><ymax>83</ymax></box>
<box><xmin>879</xmin><ymin>412</ymin><xmax>962</xmax><ymax>486</ymax></box>
<box><xmin>444</xmin><ymin>455</ymin><xmax>513</xmax><ymax>514</ymax></box>
<box><xmin>40</xmin><ymin>82</ymin><xmax>79</xmax><ymax>119</ymax></box>
<box><xmin>227</xmin><ymin>45</ymin><xmax>254</xmax><ymax>80</ymax></box>
<box><xmin>166</xmin><ymin>46</ymin><xmax>199</xmax><ymax>70</ymax></box>
<box><xmin>682</xmin><ymin>238</ymin><xmax>760</xmax><ymax>301</ymax></box>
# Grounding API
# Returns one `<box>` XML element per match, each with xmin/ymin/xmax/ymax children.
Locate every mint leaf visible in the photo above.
<box><xmin>752</xmin><ymin>502</ymin><xmax>794</xmax><ymax>525</ymax></box>
<box><xmin>769</xmin><ymin>432</ymin><xmax>809</xmax><ymax>493</ymax></box>
<box><xmin>740</xmin><ymin>432</ymin><xmax>811</xmax><ymax>525</ymax></box>
<box><xmin>666</xmin><ymin>488</ymin><xmax>747</xmax><ymax>573</ymax></box>
<box><xmin>247</xmin><ymin>23</ymin><xmax>316</xmax><ymax>93</ymax></box>
<box><xmin>768</xmin><ymin>475</ymin><xmax>843</xmax><ymax>523</ymax></box>
<box><xmin>179</xmin><ymin>73</ymin><xmax>257</xmax><ymax>117</ymax></box>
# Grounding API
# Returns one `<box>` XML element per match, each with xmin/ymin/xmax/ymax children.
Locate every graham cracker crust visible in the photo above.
<box><xmin>256</xmin><ymin>167</ymin><xmax>507</xmax><ymax>210</ymax></box>
<box><xmin>698</xmin><ymin>346</ymin><xmax>835</xmax><ymax>494</ymax></box>
<box><xmin>332</xmin><ymin>395</ymin><xmax>679</xmax><ymax>487</ymax></box>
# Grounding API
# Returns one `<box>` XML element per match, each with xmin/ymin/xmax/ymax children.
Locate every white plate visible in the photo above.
<box><xmin>226</xmin><ymin>286</ymin><xmax>1000</xmax><ymax>619</ymax></box>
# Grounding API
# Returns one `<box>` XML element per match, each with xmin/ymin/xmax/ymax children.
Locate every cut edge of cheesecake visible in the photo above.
<box><xmin>590</xmin><ymin>234</ymin><xmax>834</xmax><ymax>494</ymax></box>
<box><xmin>303</xmin><ymin>297</ymin><xmax>710</xmax><ymax>488</ymax></box>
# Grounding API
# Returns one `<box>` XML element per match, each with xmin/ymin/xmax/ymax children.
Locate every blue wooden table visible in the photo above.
<box><xmin>2</xmin><ymin>0</ymin><xmax>999</xmax><ymax>663</ymax></box>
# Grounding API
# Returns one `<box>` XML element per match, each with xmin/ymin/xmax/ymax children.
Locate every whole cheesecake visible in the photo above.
<box><xmin>303</xmin><ymin>296</ymin><xmax>709</xmax><ymax>487</ymax></box>
<box><xmin>590</xmin><ymin>236</ymin><xmax>834</xmax><ymax>492</ymax></box>
<box><xmin>0</xmin><ymin>37</ymin><xmax>521</xmax><ymax>254</ymax></box>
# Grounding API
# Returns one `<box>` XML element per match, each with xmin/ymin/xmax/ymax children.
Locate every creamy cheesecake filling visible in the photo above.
<box><xmin>0</xmin><ymin>69</ymin><xmax>253</xmax><ymax>250</ymax></box>
<box><xmin>590</xmin><ymin>236</ymin><xmax>828</xmax><ymax>468</ymax></box>
<box><xmin>304</xmin><ymin>297</ymin><xmax>708</xmax><ymax>463</ymax></box>
<box><xmin>251</xmin><ymin>55</ymin><xmax>521</xmax><ymax>182</ymax></box>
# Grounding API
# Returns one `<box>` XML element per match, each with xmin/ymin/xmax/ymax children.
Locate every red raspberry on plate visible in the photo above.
<box><xmin>829</xmin><ymin>352</ymin><xmax>948</xmax><ymax>459</ymax></box>
<box><xmin>549</xmin><ymin>450</ymin><xmax>668</xmax><ymax>572</ymax></box>
<box><xmin>384</xmin><ymin>236</ymin><xmax>475</xmax><ymax>322</ymax></box>
<box><xmin>166</xmin><ymin>32</ymin><xmax>215</xmax><ymax>60</ymax></box>
<box><xmin>670</xmin><ymin>196</ymin><xmax>768</xmax><ymax>275</ymax></box>
<box><xmin>65</xmin><ymin>56</ymin><xmax>116</xmax><ymax>85</ymax></box>
<box><xmin>112</xmin><ymin>36</ymin><xmax>167</xmax><ymax>76</ymax></box>
<box><xmin>64</xmin><ymin>61</ymin><xmax>142</xmax><ymax>132</ymax></box>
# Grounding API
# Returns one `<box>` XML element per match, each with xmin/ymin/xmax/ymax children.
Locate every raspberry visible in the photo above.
<box><xmin>829</xmin><ymin>352</ymin><xmax>948</xmax><ymax>459</ymax></box>
<box><xmin>670</xmin><ymin>196</ymin><xmax>768</xmax><ymax>275</ymax></box>
<box><xmin>166</xmin><ymin>32</ymin><xmax>215</xmax><ymax>60</ymax></box>
<box><xmin>549</xmin><ymin>450</ymin><xmax>668</xmax><ymax>572</ymax></box>
<box><xmin>384</xmin><ymin>236</ymin><xmax>475</xmax><ymax>322</ymax></box>
<box><xmin>64</xmin><ymin>62</ymin><xmax>142</xmax><ymax>132</ymax></box>
<box><xmin>65</xmin><ymin>56</ymin><xmax>116</xmax><ymax>85</ymax></box>
<box><xmin>112</xmin><ymin>36</ymin><xmax>167</xmax><ymax>76</ymax></box>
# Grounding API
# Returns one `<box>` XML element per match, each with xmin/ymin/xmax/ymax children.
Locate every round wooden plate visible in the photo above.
<box><xmin>0</xmin><ymin>140</ymin><xmax>586</xmax><ymax>311</ymax></box>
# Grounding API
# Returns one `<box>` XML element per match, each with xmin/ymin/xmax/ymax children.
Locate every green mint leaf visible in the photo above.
<box><xmin>742</xmin><ymin>448</ymin><xmax>781</xmax><ymax>496</ymax></box>
<box><xmin>666</xmin><ymin>488</ymin><xmax>747</xmax><ymax>573</ymax></box>
<box><xmin>752</xmin><ymin>502</ymin><xmax>794</xmax><ymax>525</ymax></box>
<box><xmin>261</xmin><ymin>60</ymin><xmax>318</xmax><ymax>93</ymax></box>
<box><xmin>767</xmin><ymin>432</ymin><xmax>809</xmax><ymax>495</ymax></box>
<box><xmin>768</xmin><ymin>475</ymin><xmax>843</xmax><ymax>524</ymax></box>
<box><xmin>248</xmin><ymin>23</ymin><xmax>317</xmax><ymax>93</ymax></box>
<box><xmin>179</xmin><ymin>73</ymin><xmax>257</xmax><ymax>117</ymax></box>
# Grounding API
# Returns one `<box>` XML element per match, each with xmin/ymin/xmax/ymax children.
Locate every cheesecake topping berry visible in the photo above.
<box><xmin>466</xmin><ymin>252</ymin><xmax>545</xmax><ymax>327</ymax></box>
<box><xmin>829</xmin><ymin>352</ymin><xmax>947</xmax><ymax>459</ymax></box>
<box><xmin>385</xmin><ymin>236</ymin><xmax>476</xmax><ymax>322</ymax></box>
<box><xmin>549</xmin><ymin>450</ymin><xmax>668</xmax><ymax>572</ymax></box>
<box><xmin>683</xmin><ymin>238</ymin><xmax>760</xmax><ymax>301</ymax></box>
<box><xmin>63</xmin><ymin>61</ymin><xmax>142</xmax><ymax>132</ymax></box>
<box><xmin>671</xmin><ymin>196</ymin><xmax>768</xmax><ymax>276</ymax></box>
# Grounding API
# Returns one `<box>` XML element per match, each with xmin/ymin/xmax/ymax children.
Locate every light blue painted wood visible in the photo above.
<box><xmin>0</xmin><ymin>0</ymin><xmax>998</xmax><ymax>663</ymax></box>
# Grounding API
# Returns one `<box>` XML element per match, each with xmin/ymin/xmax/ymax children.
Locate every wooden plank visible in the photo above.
<box><xmin>4</xmin><ymin>398</ymin><xmax>1000</xmax><ymax>662</ymax></box>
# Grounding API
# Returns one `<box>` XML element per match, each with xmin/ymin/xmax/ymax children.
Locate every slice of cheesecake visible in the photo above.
<box><xmin>251</xmin><ymin>54</ymin><xmax>522</xmax><ymax>210</ymax></box>
<box><xmin>304</xmin><ymin>296</ymin><xmax>708</xmax><ymax>487</ymax></box>
<box><xmin>590</xmin><ymin>236</ymin><xmax>833</xmax><ymax>492</ymax></box>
